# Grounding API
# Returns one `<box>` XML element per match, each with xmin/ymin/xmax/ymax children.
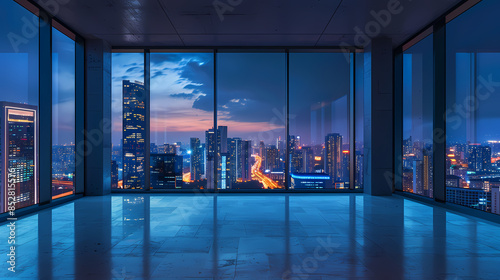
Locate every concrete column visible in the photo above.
<box><xmin>84</xmin><ymin>39</ymin><xmax>112</xmax><ymax>196</ymax></box>
<box><xmin>364</xmin><ymin>37</ymin><xmax>394</xmax><ymax>196</ymax></box>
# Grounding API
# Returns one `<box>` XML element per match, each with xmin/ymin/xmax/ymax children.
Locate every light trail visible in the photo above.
<box><xmin>251</xmin><ymin>155</ymin><xmax>280</xmax><ymax>189</ymax></box>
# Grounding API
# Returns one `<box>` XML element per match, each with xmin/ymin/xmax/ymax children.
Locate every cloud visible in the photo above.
<box><xmin>170</xmin><ymin>93</ymin><xmax>195</xmax><ymax>99</ymax></box>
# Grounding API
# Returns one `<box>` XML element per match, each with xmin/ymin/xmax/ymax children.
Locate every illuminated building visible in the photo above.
<box><xmin>228</xmin><ymin>138</ymin><xmax>242</xmax><ymax>184</ymax></box>
<box><xmin>122</xmin><ymin>80</ymin><xmax>145</xmax><ymax>189</ymax></box>
<box><xmin>355</xmin><ymin>151</ymin><xmax>364</xmax><ymax>188</ymax></box>
<box><xmin>190</xmin><ymin>138</ymin><xmax>202</xmax><ymax>181</ymax></box>
<box><xmin>300</xmin><ymin>146</ymin><xmax>314</xmax><ymax>173</ymax></box>
<box><xmin>241</xmin><ymin>140</ymin><xmax>252</xmax><ymax>182</ymax></box>
<box><xmin>218</xmin><ymin>153</ymin><xmax>231</xmax><ymax>189</ymax></box>
<box><xmin>492</xmin><ymin>185</ymin><xmax>500</xmax><ymax>214</ymax></box>
<box><xmin>467</xmin><ymin>144</ymin><xmax>491</xmax><ymax>172</ymax></box>
<box><xmin>290</xmin><ymin>173</ymin><xmax>330</xmax><ymax>189</ymax></box>
<box><xmin>446</xmin><ymin>187</ymin><xmax>491</xmax><ymax>212</ymax></box>
<box><xmin>111</xmin><ymin>160</ymin><xmax>118</xmax><ymax>189</ymax></box>
<box><xmin>150</xmin><ymin>153</ymin><xmax>183</xmax><ymax>189</ymax></box>
<box><xmin>0</xmin><ymin>102</ymin><xmax>38</xmax><ymax>212</ymax></box>
<box><xmin>265</xmin><ymin>145</ymin><xmax>280</xmax><ymax>171</ymax></box>
<box><xmin>325</xmin><ymin>133</ymin><xmax>342</xmax><ymax>184</ymax></box>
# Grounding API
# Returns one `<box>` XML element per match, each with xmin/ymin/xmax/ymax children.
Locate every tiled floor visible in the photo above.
<box><xmin>1</xmin><ymin>194</ymin><xmax>500</xmax><ymax>279</ymax></box>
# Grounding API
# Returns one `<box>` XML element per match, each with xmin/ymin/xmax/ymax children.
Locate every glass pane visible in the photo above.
<box><xmin>446</xmin><ymin>0</ymin><xmax>500</xmax><ymax>214</ymax></box>
<box><xmin>112</xmin><ymin>52</ymin><xmax>145</xmax><ymax>189</ymax></box>
<box><xmin>150</xmin><ymin>52</ymin><xmax>214</xmax><ymax>189</ymax></box>
<box><xmin>289</xmin><ymin>52</ymin><xmax>350</xmax><ymax>190</ymax></box>
<box><xmin>402</xmin><ymin>35</ymin><xmax>434</xmax><ymax>198</ymax></box>
<box><xmin>216</xmin><ymin>52</ymin><xmax>286</xmax><ymax>190</ymax></box>
<box><xmin>355</xmin><ymin>52</ymin><xmax>364</xmax><ymax>190</ymax></box>
<box><xmin>0</xmin><ymin>1</ymin><xmax>39</xmax><ymax>213</ymax></box>
<box><xmin>52</xmin><ymin>28</ymin><xmax>76</xmax><ymax>199</ymax></box>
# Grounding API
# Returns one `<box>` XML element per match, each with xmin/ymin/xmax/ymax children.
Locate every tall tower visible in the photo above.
<box><xmin>228</xmin><ymin>138</ymin><xmax>242</xmax><ymax>184</ymax></box>
<box><xmin>190</xmin><ymin>138</ymin><xmax>202</xmax><ymax>181</ymax></box>
<box><xmin>205</xmin><ymin>128</ymin><xmax>216</xmax><ymax>189</ymax></box>
<box><xmin>122</xmin><ymin>80</ymin><xmax>145</xmax><ymax>189</ymax></box>
<box><xmin>325</xmin><ymin>133</ymin><xmax>342</xmax><ymax>184</ymax></box>
<box><xmin>241</xmin><ymin>140</ymin><xmax>252</xmax><ymax>182</ymax></box>
<box><xmin>0</xmin><ymin>103</ymin><xmax>38</xmax><ymax>212</ymax></box>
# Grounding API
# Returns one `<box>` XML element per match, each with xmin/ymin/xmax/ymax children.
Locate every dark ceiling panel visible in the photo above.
<box><xmin>33</xmin><ymin>0</ymin><xmax>463</xmax><ymax>47</ymax></box>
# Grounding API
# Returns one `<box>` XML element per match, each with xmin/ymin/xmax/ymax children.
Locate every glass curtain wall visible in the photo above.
<box><xmin>149</xmin><ymin>51</ymin><xmax>214</xmax><ymax>190</ymax></box>
<box><xmin>289</xmin><ymin>51</ymin><xmax>351</xmax><ymax>190</ymax></box>
<box><xmin>0</xmin><ymin>0</ymin><xmax>39</xmax><ymax>212</ymax></box>
<box><xmin>216</xmin><ymin>51</ymin><xmax>287</xmax><ymax>190</ymax></box>
<box><xmin>402</xmin><ymin>35</ymin><xmax>434</xmax><ymax>198</ymax></box>
<box><xmin>111</xmin><ymin>51</ymin><xmax>145</xmax><ymax>190</ymax></box>
<box><xmin>51</xmin><ymin>26</ymin><xmax>76</xmax><ymax>199</ymax></box>
<box><xmin>446</xmin><ymin>0</ymin><xmax>500</xmax><ymax>214</ymax></box>
<box><xmin>111</xmin><ymin>49</ymin><xmax>364</xmax><ymax>191</ymax></box>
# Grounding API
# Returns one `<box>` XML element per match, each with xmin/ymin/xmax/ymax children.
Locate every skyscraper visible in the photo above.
<box><xmin>218</xmin><ymin>126</ymin><xmax>228</xmax><ymax>154</ymax></box>
<box><xmin>241</xmin><ymin>140</ymin><xmax>252</xmax><ymax>182</ymax></box>
<box><xmin>413</xmin><ymin>160</ymin><xmax>423</xmax><ymax>195</ymax></box>
<box><xmin>467</xmin><ymin>144</ymin><xmax>491</xmax><ymax>172</ymax></box>
<box><xmin>228</xmin><ymin>138</ymin><xmax>242</xmax><ymax>184</ymax></box>
<box><xmin>150</xmin><ymin>153</ymin><xmax>183</xmax><ymax>189</ymax></box>
<box><xmin>190</xmin><ymin>138</ymin><xmax>202</xmax><ymax>181</ymax></box>
<box><xmin>300</xmin><ymin>146</ymin><xmax>315</xmax><ymax>173</ymax></box>
<box><xmin>265</xmin><ymin>145</ymin><xmax>280</xmax><ymax>172</ymax></box>
<box><xmin>325</xmin><ymin>133</ymin><xmax>342</xmax><ymax>185</ymax></box>
<box><xmin>0</xmin><ymin>103</ymin><xmax>38</xmax><ymax>212</ymax></box>
<box><xmin>218</xmin><ymin>153</ymin><xmax>231</xmax><ymax>189</ymax></box>
<box><xmin>205</xmin><ymin>128</ymin><xmax>216</xmax><ymax>189</ymax></box>
<box><xmin>122</xmin><ymin>80</ymin><xmax>145</xmax><ymax>189</ymax></box>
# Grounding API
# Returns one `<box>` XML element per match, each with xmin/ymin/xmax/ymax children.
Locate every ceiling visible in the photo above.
<box><xmin>35</xmin><ymin>0</ymin><xmax>463</xmax><ymax>48</ymax></box>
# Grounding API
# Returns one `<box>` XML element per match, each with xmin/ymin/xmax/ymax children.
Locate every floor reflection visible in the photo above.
<box><xmin>1</xmin><ymin>194</ymin><xmax>500</xmax><ymax>279</ymax></box>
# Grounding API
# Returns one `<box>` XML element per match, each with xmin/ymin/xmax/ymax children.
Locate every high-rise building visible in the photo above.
<box><xmin>205</xmin><ymin>128</ymin><xmax>216</xmax><ymax>188</ymax></box>
<box><xmin>467</xmin><ymin>144</ymin><xmax>491</xmax><ymax>172</ymax></box>
<box><xmin>218</xmin><ymin>126</ymin><xmax>228</xmax><ymax>154</ymax></box>
<box><xmin>492</xmin><ymin>185</ymin><xmax>500</xmax><ymax>215</ymax></box>
<box><xmin>150</xmin><ymin>153</ymin><xmax>183</xmax><ymax>189</ymax></box>
<box><xmin>241</xmin><ymin>140</ymin><xmax>252</xmax><ymax>182</ymax></box>
<box><xmin>300</xmin><ymin>146</ymin><xmax>315</xmax><ymax>173</ymax></box>
<box><xmin>259</xmin><ymin>141</ymin><xmax>266</xmax><ymax>171</ymax></box>
<box><xmin>342</xmin><ymin>150</ymin><xmax>350</xmax><ymax>183</ymax></box>
<box><xmin>325</xmin><ymin>133</ymin><xmax>342</xmax><ymax>184</ymax></box>
<box><xmin>111</xmin><ymin>160</ymin><xmax>118</xmax><ymax>189</ymax></box>
<box><xmin>265</xmin><ymin>145</ymin><xmax>280</xmax><ymax>171</ymax></box>
<box><xmin>355</xmin><ymin>151</ymin><xmax>364</xmax><ymax>188</ymax></box>
<box><xmin>0</xmin><ymin>103</ymin><xmax>38</xmax><ymax>212</ymax></box>
<box><xmin>228</xmin><ymin>138</ymin><xmax>242</xmax><ymax>184</ymax></box>
<box><xmin>422</xmin><ymin>150</ymin><xmax>433</xmax><ymax>197</ymax></box>
<box><xmin>218</xmin><ymin>153</ymin><xmax>231</xmax><ymax>189</ymax></box>
<box><xmin>413</xmin><ymin>160</ymin><xmax>423</xmax><ymax>195</ymax></box>
<box><xmin>190</xmin><ymin>138</ymin><xmax>202</xmax><ymax>181</ymax></box>
<box><xmin>122</xmin><ymin>80</ymin><xmax>145</xmax><ymax>189</ymax></box>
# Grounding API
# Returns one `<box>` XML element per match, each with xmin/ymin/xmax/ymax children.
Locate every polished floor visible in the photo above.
<box><xmin>1</xmin><ymin>194</ymin><xmax>500</xmax><ymax>280</ymax></box>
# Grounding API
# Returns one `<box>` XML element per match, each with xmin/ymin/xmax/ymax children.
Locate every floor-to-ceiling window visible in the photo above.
<box><xmin>446</xmin><ymin>0</ymin><xmax>500</xmax><ymax>214</ymax></box>
<box><xmin>111</xmin><ymin>49</ymin><xmax>364</xmax><ymax>191</ymax></box>
<box><xmin>289</xmin><ymin>51</ymin><xmax>350</xmax><ymax>190</ymax></box>
<box><xmin>0</xmin><ymin>0</ymin><xmax>39</xmax><ymax>212</ymax></box>
<box><xmin>355</xmin><ymin>52</ymin><xmax>365</xmax><ymax>190</ymax></box>
<box><xmin>216</xmin><ymin>51</ymin><xmax>287</xmax><ymax>190</ymax></box>
<box><xmin>149</xmin><ymin>51</ymin><xmax>214</xmax><ymax>189</ymax></box>
<box><xmin>52</xmin><ymin>23</ymin><xmax>76</xmax><ymax>199</ymax></box>
<box><xmin>402</xmin><ymin>33</ymin><xmax>434</xmax><ymax>198</ymax></box>
<box><xmin>111</xmin><ymin>51</ymin><xmax>145</xmax><ymax>189</ymax></box>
